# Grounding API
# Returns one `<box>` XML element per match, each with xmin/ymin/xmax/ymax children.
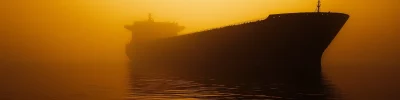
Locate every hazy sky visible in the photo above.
<box><xmin>1</xmin><ymin>1</ymin><xmax>399</xmax><ymax>99</ymax></box>
<box><xmin>1</xmin><ymin>0</ymin><xmax>399</xmax><ymax>64</ymax></box>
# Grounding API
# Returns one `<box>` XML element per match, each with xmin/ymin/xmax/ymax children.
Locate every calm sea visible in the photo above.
<box><xmin>0</xmin><ymin>61</ymin><xmax>398</xmax><ymax>100</ymax></box>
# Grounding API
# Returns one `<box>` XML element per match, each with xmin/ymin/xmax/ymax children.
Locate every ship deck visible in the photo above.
<box><xmin>269</xmin><ymin>12</ymin><xmax>349</xmax><ymax>19</ymax></box>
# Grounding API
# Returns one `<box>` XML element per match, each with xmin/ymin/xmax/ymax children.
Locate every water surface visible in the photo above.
<box><xmin>1</xmin><ymin>61</ymin><xmax>399</xmax><ymax>100</ymax></box>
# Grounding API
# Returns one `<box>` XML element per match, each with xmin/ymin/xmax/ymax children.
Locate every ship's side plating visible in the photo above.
<box><xmin>127</xmin><ymin>12</ymin><xmax>349</xmax><ymax>73</ymax></box>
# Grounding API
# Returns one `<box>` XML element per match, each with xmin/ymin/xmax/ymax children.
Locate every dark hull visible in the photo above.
<box><xmin>126</xmin><ymin>12</ymin><xmax>349</xmax><ymax>75</ymax></box>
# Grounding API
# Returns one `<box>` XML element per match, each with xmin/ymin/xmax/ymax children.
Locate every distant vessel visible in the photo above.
<box><xmin>125</xmin><ymin>0</ymin><xmax>349</xmax><ymax>74</ymax></box>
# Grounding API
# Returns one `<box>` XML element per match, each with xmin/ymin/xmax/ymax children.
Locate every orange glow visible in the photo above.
<box><xmin>2</xmin><ymin>1</ymin><xmax>400</xmax><ymax>100</ymax></box>
<box><xmin>112</xmin><ymin>0</ymin><xmax>312</xmax><ymax>34</ymax></box>
<box><xmin>2</xmin><ymin>0</ymin><xmax>400</xmax><ymax>64</ymax></box>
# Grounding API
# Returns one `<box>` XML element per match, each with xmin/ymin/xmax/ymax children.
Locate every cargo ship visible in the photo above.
<box><xmin>125</xmin><ymin>0</ymin><xmax>349</xmax><ymax>74</ymax></box>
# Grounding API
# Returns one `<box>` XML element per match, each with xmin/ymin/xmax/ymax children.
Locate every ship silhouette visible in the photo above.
<box><xmin>125</xmin><ymin>1</ymin><xmax>349</xmax><ymax>75</ymax></box>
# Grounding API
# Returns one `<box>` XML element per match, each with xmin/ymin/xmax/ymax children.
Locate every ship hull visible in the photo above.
<box><xmin>126</xmin><ymin>12</ymin><xmax>349</xmax><ymax>75</ymax></box>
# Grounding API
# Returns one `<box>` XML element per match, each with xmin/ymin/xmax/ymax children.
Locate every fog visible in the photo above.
<box><xmin>1</xmin><ymin>0</ymin><xmax>400</xmax><ymax>99</ymax></box>
<box><xmin>1</xmin><ymin>0</ymin><xmax>399</xmax><ymax>66</ymax></box>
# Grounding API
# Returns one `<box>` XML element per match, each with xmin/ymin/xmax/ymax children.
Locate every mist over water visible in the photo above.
<box><xmin>1</xmin><ymin>0</ymin><xmax>400</xmax><ymax>100</ymax></box>
<box><xmin>0</xmin><ymin>63</ymin><xmax>130</xmax><ymax>100</ymax></box>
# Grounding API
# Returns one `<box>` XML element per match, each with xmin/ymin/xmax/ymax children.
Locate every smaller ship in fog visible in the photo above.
<box><xmin>125</xmin><ymin>0</ymin><xmax>350</xmax><ymax>75</ymax></box>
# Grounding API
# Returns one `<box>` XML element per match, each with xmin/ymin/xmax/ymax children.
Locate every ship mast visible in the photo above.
<box><xmin>316</xmin><ymin>0</ymin><xmax>321</xmax><ymax>12</ymax></box>
<box><xmin>148</xmin><ymin>13</ymin><xmax>154</xmax><ymax>22</ymax></box>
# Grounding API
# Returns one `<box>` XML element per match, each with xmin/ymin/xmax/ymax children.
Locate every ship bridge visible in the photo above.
<box><xmin>125</xmin><ymin>14</ymin><xmax>185</xmax><ymax>42</ymax></box>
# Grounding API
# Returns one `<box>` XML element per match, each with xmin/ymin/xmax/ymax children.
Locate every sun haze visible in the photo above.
<box><xmin>2</xmin><ymin>0</ymin><xmax>399</xmax><ymax>65</ymax></box>
<box><xmin>112</xmin><ymin>0</ymin><xmax>314</xmax><ymax>34</ymax></box>
<box><xmin>2</xmin><ymin>1</ymin><xmax>400</xmax><ymax>100</ymax></box>
<box><xmin>2</xmin><ymin>0</ymin><xmax>313</xmax><ymax>62</ymax></box>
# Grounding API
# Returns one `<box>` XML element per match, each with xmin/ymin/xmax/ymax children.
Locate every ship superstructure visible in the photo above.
<box><xmin>124</xmin><ymin>14</ymin><xmax>184</xmax><ymax>43</ymax></box>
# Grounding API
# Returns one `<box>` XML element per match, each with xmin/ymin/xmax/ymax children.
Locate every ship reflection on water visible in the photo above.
<box><xmin>124</xmin><ymin>1</ymin><xmax>347</xmax><ymax>99</ymax></box>
<box><xmin>127</xmin><ymin>64</ymin><xmax>339</xmax><ymax>100</ymax></box>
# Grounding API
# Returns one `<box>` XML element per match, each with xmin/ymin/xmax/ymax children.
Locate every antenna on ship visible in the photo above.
<box><xmin>316</xmin><ymin>0</ymin><xmax>321</xmax><ymax>12</ymax></box>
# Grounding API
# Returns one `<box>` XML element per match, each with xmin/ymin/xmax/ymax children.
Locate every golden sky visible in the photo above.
<box><xmin>1</xmin><ymin>0</ymin><xmax>399</xmax><ymax>64</ymax></box>
<box><xmin>1</xmin><ymin>1</ymin><xmax>399</xmax><ymax>99</ymax></box>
